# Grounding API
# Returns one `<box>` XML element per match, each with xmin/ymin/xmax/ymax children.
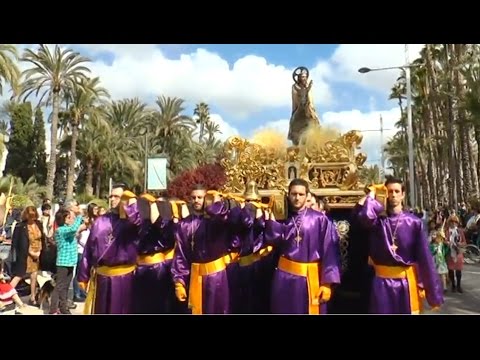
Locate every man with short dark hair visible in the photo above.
<box><xmin>171</xmin><ymin>184</ymin><xmax>236</xmax><ymax>314</ymax></box>
<box><xmin>78</xmin><ymin>183</ymin><xmax>140</xmax><ymax>314</ymax></box>
<box><xmin>357</xmin><ymin>177</ymin><xmax>444</xmax><ymax>314</ymax></box>
<box><xmin>264</xmin><ymin>178</ymin><xmax>341</xmax><ymax>314</ymax></box>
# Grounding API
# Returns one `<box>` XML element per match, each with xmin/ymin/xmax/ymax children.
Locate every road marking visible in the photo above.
<box><xmin>462</xmin><ymin>270</ymin><xmax>480</xmax><ymax>274</ymax></box>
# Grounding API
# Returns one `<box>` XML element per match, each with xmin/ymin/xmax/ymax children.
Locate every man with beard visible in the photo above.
<box><xmin>171</xmin><ymin>184</ymin><xmax>237</xmax><ymax>314</ymax></box>
<box><xmin>78</xmin><ymin>183</ymin><xmax>140</xmax><ymax>314</ymax></box>
<box><xmin>264</xmin><ymin>178</ymin><xmax>341</xmax><ymax>314</ymax></box>
<box><xmin>357</xmin><ymin>177</ymin><xmax>444</xmax><ymax>314</ymax></box>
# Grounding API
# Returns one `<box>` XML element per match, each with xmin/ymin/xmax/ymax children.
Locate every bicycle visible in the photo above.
<box><xmin>463</xmin><ymin>244</ymin><xmax>480</xmax><ymax>264</ymax></box>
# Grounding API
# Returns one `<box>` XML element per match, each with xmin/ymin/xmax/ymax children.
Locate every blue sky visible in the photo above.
<box><xmin>2</xmin><ymin>44</ymin><xmax>425</xmax><ymax>169</ymax></box>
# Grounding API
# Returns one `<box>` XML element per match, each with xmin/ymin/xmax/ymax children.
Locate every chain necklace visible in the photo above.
<box><xmin>190</xmin><ymin>215</ymin><xmax>200</xmax><ymax>251</ymax></box>
<box><xmin>107</xmin><ymin>214</ymin><xmax>122</xmax><ymax>245</ymax></box>
<box><xmin>292</xmin><ymin>209</ymin><xmax>307</xmax><ymax>246</ymax></box>
<box><xmin>387</xmin><ymin>213</ymin><xmax>403</xmax><ymax>254</ymax></box>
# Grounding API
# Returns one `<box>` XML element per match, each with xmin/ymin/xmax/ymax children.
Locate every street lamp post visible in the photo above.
<box><xmin>405</xmin><ymin>61</ymin><xmax>415</xmax><ymax>209</ymax></box>
<box><xmin>358</xmin><ymin>48</ymin><xmax>419</xmax><ymax>209</ymax></box>
<box><xmin>380</xmin><ymin>115</ymin><xmax>385</xmax><ymax>180</ymax></box>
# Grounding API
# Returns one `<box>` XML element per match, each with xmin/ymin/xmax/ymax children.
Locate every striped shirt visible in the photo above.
<box><xmin>55</xmin><ymin>215</ymin><xmax>84</xmax><ymax>267</ymax></box>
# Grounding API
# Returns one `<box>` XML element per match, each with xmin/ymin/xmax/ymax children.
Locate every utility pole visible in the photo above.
<box><xmin>380</xmin><ymin>115</ymin><xmax>385</xmax><ymax>181</ymax></box>
<box><xmin>144</xmin><ymin>133</ymin><xmax>148</xmax><ymax>192</ymax></box>
<box><xmin>405</xmin><ymin>44</ymin><xmax>415</xmax><ymax>209</ymax></box>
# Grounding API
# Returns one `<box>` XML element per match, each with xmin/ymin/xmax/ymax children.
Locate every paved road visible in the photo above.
<box><xmin>12</xmin><ymin>264</ymin><xmax>480</xmax><ymax>315</ymax></box>
<box><xmin>423</xmin><ymin>263</ymin><xmax>480</xmax><ymax>315</ymax></box>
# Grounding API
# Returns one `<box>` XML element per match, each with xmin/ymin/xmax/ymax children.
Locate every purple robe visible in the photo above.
<box><xmin>171</xmin><ymin>201</ymin><xmax>233</xmax><ymax>314</ymax></box>
<box><xmin>133</xmin><ymin>217</ymin><xmax>177</xmax><ymax>314</ymax></box>
<box><xmin>265</xmin><ymin>208</ymin><xmax>341</xmax><ymax>314</ymax></box>
<box><xmin>78</xmin><ymin>204</ymin><xmax>140</xmax><ymax>314</ymax></box>
<box><xmin>229</xmin><ymin>205</ymin><xmax>274</xmax><ymax>314</ymax></box>
<box><xmin>357</xmin><ymin>197</ymin><xmax>444</xmax><ymax>314</ymax></box>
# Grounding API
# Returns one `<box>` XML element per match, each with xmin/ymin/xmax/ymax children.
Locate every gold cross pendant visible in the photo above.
<box><xmin>295</xmin><ymin>234</ymin><xmax>302</xmax><ymax>245</ymax></box>
<box><xmin>107</xmin><ymin>233</ymin><xmax>114</xmax><ymax>244</ymax></box>
<box><xmin>391</xmin><ymin>242</ymin><xmax>398</xmax><ymax>253</ymax></box>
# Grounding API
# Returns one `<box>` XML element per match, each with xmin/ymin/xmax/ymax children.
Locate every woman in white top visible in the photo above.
<box><xmin>73</xmin><ymin>203</ymin><xmax>98</xmax><ymax>302</ymax></box>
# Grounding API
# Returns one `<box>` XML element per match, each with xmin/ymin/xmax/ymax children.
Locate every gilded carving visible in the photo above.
<box><xmin>221</xmin><ymin>136</ymin><xmax>288</xmax><ymax>193</ymax></box>
<box><xmin>322</xmin><ymin>195</ymin><xmax>365</xmax><ymax>204</ymax></box>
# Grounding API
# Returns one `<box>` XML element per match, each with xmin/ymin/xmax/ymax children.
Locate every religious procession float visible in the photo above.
<box><xmin>164</xmin><ymin>66</ymin><xmax>378</xmax><ymax>312</ymax></box>
<box><xmin>213</xmin><ymin>66</ymin><xmax>372</xmax><ymax>312</ymax></box>
<box><xmin>219</xmin><ymin>66</ymin><xmax>369</xmax><ymax>210</ymax></box>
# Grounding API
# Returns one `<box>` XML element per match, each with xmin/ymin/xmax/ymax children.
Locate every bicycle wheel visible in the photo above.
<box><xmin>464</xmin><ymin>245</ymin><xmax>480</xmax><ymax>264</ymax></box>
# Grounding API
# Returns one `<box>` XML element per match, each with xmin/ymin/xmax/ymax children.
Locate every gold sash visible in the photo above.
<box><xmin>136</xmin><ymin>248</ymin><xmax>174</xmax><ymax>266</ymax></box>
<box><xmin>277</xmin><ymin>256</ymin><xmax>321</xmax><ymax>315</ymax></box>
<box><xmin>238</xmin><ymin>245</ymin><xmax>274</xmax><ymax>267</ymax></box>
<box><xmin>369</xmin><ymin>257</ymin><xmax>423</xmax><ymax>314</ymax></box>
<box><xmin>83</xmin><ymin>264</ymin><xmax>136</xmax><ymax>315</ymax></box>
<box><xmin>188</xmin><ymin>252</ymin><xmax>238</xmax><ymax>315</ymax></box>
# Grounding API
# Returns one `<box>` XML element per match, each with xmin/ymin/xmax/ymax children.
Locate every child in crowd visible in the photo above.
<box><xmin>429</xmin><ymin>227</ymin><xmax>449</xmax><ymax>292</ymax></box>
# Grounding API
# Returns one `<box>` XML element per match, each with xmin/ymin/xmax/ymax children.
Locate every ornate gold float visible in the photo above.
<box><xmin>220</xmin><ymin>129</ymin><xmax>368</xmax><ymax>209</ymax></box>
<box><xmin>219</xmin><ymin>65</ymin><xmax>369</xmax><ymax>225</ymax></box>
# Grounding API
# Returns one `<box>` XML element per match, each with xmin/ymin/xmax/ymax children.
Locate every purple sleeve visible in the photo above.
<box><xmin>240</xmin><ymin>206</ymin><xmax>255</xmax><ymax>229</ymax></box>
<box><xmin>415</xmin><ymin>220</ymin><xmax>444</xmax><ymax>307</ymax></box>
<box><xmin>264</xmin><ymin>219</ymin><xmax>285</xmax><ymax>246</ymax></box>
<box><xmin>320</xmin><ymin>216</ymin><xmax>341</xmax><ymax>285</ymax></box>
<box><xmin>124</xmin><ymin>202</ymin><xmax>142</xmax><ymax>227</ymax></box>
<box><xmin>254</xmin><ymin>216</ymin><xmax>266</xmax><ymax>231</ymax></box>
<box><xmin>356</xmin><ymin>196</ymin><xmax>384</xmax><ymax>228</ymax></box>
<box><xmin>78</xmin><ymin>221</ymin><xmax>99</xmax><ymax>282</ymax></box>
<box><xmin>171</xmin><ymin>222</ymin><xmax>190</xmax><ymax>287</ymax></box>
<box><xmin>204</xmin><ymin>200</ymin><xmax>229</xmax><ymax>220</ymax></box>
<box><xmin>151</xmin><ymin>217</ymin><xmax>169</xmax><ymax>231</ymax></box>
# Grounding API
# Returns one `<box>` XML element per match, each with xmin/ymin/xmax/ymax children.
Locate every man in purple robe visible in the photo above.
<box><xmin>264</xmin><ymin>178</ymin><xmax>341</xmax><ymax>314</ymax></box>
<box><xmin>133</xmin><ymin>196</ymin><xmax>176</xmax><ymax>314</ymax></box>
<box><xmin>357</xmin><ymin>177</ymin><xmax>444</xmax><ymax>314</ymax></box>
<box><xmin>171</xmin><ymin>185</ymin><xmax>237</xmax><ymax>314</ymax></box>
<box><xmin>78</xmin><ymin>183</ymin><xmax>140</xmax><ymax>314</ymax></box>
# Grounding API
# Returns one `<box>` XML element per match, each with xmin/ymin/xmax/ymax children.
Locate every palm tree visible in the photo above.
<box><xmin>0</xmin><ymin>44</ymin><xmax>20</xmax><ymax>97</ymax></box>
<box><xmin>0</xmin><ymin>175</ymin><xmax>46</xmax><ymax>207</ymax></box>
<box><xmin>19</xmin><ymin>44</ymin><xmax>92</xmax><ymax>199</ymax></box>
<box><xmin>61</xmin><ymin>77</ymin><xmax>110</xmax><ymax>199</ymax></box>
<box><xmin>359</xmin><ymin>164</ymin><xmax>381</xmax><ymax>184</ymax></box>
<box><xmin>194</xmin><ymin>102</ymin><xmax>210</xmax><ymax>143</ymax></box>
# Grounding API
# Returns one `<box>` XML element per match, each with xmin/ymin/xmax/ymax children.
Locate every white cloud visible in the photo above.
<box><xmin>6</xmin><ymin>44</ymin><xmax>418</xmax><ymax>174</ymax></box>
<box><xmin>322</xmin><ymin>107</ymin><xmax>400</xmax><ymax>166</ymax></box>
<box><xmin>327</xmin><ymin>44</ymin><xmax>425</xmax><ymax>93</ymax></box>
<box><xmin>66</xmin><ymin>45</ymin><xmax>333</xmax><ymax>120</ymax></box>
<box><xmin>208</xmin><ymin>114</ymin><xmax>239</xmax><ymax>141</ymax></box>
<box><xmin>75</xmin><ymin>44</ymin><xmax>160</xmax><ymax>59</ymax></box>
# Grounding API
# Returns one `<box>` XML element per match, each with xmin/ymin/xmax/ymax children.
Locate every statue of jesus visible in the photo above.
<box><xmin>288</xmin><ymin>66</ymin><xmax>321</xmax><ymax>146</ymax></box>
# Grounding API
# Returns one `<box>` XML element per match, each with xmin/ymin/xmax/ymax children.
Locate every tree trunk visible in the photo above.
<box><xmin>453</xmin><ymin>44</ymin><xmax>472</xmax><ymax>204</ymax></box>
<box><xmin>95</xmin><ymin>165</ymin><xmax>101</xmax><ymax>198</ymax></box>
<box><xmin>475</xmin><ymin>125</ymin><xmax>480</xmax><ymax>190</ymax></box>
<box><xmin>45</xmin><ymin>92</ymin><xmax>60</xmax><ymax>200</ymax></box>
<box><xmin>445</xmin><ymin>44</ymin><xmax>459</xmax><ymax>208</ymax></box>
<box><xmin>468</xmin><ymin>130</ymin><xmax>479</xmax><ymax>197</ymax></box>
<box><xmin>417</xmin><ymin>153</ymin><xmax>427</xmax><ymax>210</ymax></box>
<box><xmin>85</xmin><ymin>158</ymin><xmax>94</xmax><ymax>197</ymax></box>
<box><xmin>66</xmin><ymin>122</ymin><xmax>79</xmax><ymax>200</ymax></box>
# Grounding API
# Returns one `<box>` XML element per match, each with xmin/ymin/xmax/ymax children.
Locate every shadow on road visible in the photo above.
<box><xmin>424</xmin><ymin>264</ymin><xmax>480</xmax><ymax>315</ymax></box>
